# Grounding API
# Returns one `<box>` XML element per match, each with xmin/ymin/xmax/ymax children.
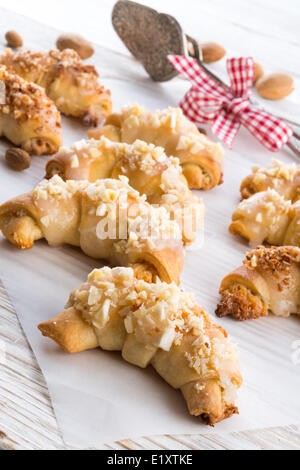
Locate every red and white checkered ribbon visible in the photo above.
<box><xmin>168</xmin><ymin>55</ymin><xmax>293</xmax><ymax>151</ymax></box>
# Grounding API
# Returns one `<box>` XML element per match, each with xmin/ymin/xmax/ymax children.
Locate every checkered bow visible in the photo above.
<box><xmin>168</xmin><ymin>55</ymin><xmax>293</xmax><ymax>151</ymax></box>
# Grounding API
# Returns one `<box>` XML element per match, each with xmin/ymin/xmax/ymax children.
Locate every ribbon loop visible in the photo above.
<box><xmin>227</xmin><ymin>57</ymin><xmax>254</xmax><ymax>98</ymax></box>
<box><xmin>168</xmin><ymin>55</ymin><xmax>293</xmax><ymax>151</ymax></box>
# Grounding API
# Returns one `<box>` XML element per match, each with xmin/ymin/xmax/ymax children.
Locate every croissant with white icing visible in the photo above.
<box><xmin>240</xmin><ymin>159</ymin><xmax>300</xmax><ymax>202</ymax></box>
<box><xmin>87</xmin><ymin>104</ymin><xmax>224</xmax><ymax>189</ymax></box>
<box><xmin>216</xmin><ymin>245</ymin><xmax>300</xmax><ymax>320</ymax></box>
<box><xmin>0</xmin><ymin>176</ymin><xmax>184</xmax><ymax>284</ymax></box>
<box><xmin>230</xmin><ymin>189</ymin><xmax>300</xmax><ymax>248</ymax></box>
<box><xmin>0</xmin><ymin>65</ymin><xmax>62</xmax><ymax>155</ymax></box>
<box><xmin>38</xmin><ymin>266</ymin><xmax>242</xmax><ymax>425</ymax></box>
<box><xmin>0</xmin><ymin>49</ymin><xmax>112</xmax><ymax>126</ymax></box>
<box><xmin>45</xmin><ymin>137</ymin><xmax>205</xmax><ymax>244</ymax></box>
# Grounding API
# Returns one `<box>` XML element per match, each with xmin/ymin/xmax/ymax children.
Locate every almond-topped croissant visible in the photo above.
<box><xmin>87</xmin><ymin>104</ymin><xmax>224</xmax><ymax>190</ymax></box>
<box><xmin>45</xmin><ymin>137</ymin><xmax>205</xmax><ymax>244</ymax></box>
<box><xmin>216</xmin><ymin>246</ymin><xmax>300</xmax><ymax>320</ymax></box>
<box><xmin>240</xmin><ymin>159</ymin><xmax>300</xmax><ymax>202</ymax></box>
<box><xmin>0</xmin><ymin>175</ymin><xmax>184</xmax><ymax>284</ymax></box>
<box><xmin>38</xmin><ymin>266</ymin><xmax>242</xmax><ymax>425</ymax></box>
<box><xmin>0</xmin><ymin>65</ymin><xmax>62</xmax><ymax>155</ymax></box>
<box><xmin>0</xmin><ymin>48</ymin><xmax>112</xmax><ymax>126</ymax></box>
<box><xmin>230</xmin><ymin>189</ymin><xmax>300</xmax><ymax>248</ymax></box>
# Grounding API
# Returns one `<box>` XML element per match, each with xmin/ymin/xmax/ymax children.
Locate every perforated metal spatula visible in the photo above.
<box><xmin>112</xmin><ymin>0</ymin><xmax>300</xmax><ymax>158</ymax></box>
<box><xmin>112</xmin><ymin>0</ymin><xmax>188</xmax><ymax>81</ymax></box>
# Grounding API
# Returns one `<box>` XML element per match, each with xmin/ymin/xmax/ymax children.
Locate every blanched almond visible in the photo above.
<box><xmin>256</xmin><ymin>73</ymin><xmax>294</xmax><ymax>100</ymax></box>
<box><xmin>56</xmin><ymin>33</ymin><xmax>94</xmax><ymax>59</ymax></box>
<box><xmin>200</xmin><ymin>42</ymin><xmax>226</xmax><ymax>63</ymax></box>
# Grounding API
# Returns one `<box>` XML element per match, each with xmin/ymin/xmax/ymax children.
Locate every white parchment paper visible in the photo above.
<box><xmin>0</xmin><ymin>33</ymin><xmax>300</xmax><ymax>448</ymax></box>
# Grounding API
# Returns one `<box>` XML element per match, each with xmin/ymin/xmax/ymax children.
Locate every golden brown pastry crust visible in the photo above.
<box><xmin>0</xmin><ymin>176</ymin><xmax>184</xmax><ymax>284</ymax></box>
<box><xmin>230</xmin><ymin>189</ymin><xmax>300</xmax><ymax>248</ymax></box>
<box><xmin>0</xmin><ymin>49</ymin><xmax>112</xmax><ymax>126</ymax></box>
<box><xmin>87</xmin><ymin>104</ymin><xmax>224</xmax><ymax>190</ymax></box>
<box><xmin>45</xmin><ymin>138</ymin><xmax>205</xmax><ymax>245</ymax></box>
<box><xmin>38</xmin><ymin>266</ymin><xmax>242</xmax><ymax>425</ymax></box>
<box><xmin>39</xmin><ymin>307</ymin><xmax>99</xmax><ymax>354</ymax></box>
<box><xmin>216</xmin><ymin>246</ymin><xmax>300</xmax><ymax>320</ymax></box>
<box><xmin>241</xmin><ymin>160</ymin><xmax>300</xmax><ymax>202</ymax></box>
<box><xmin>0</xmin><ymin>65</ymin><xmax>62</xmax><ymax>155</ymax></box>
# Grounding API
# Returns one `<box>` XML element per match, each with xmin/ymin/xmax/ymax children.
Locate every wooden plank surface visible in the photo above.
<box><xmin>0</xmin><ymin>0</ymin><xmax>300</xmax><ymax>450</ymax></box>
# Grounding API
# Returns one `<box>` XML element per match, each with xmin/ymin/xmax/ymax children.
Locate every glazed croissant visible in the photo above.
<box><xmin>216</xmin><ymin>245</ymin><xmax>300</xmax><ymax>320</ymax></box>
<box><xmin>0</xmin><ymin>48</ymin><xmax>112</xmax><ymax>126</ymax></box>
<box><xmin>46</xmin><ymin>137</ymin><xmax>205</xmax><ymax>244</ymax></box>
<box><xmin>0</xmin><ymin>175</ymin><xmax>184</xmax><ymax>284</ymax></box>
<box><xmin>0</xmin><ymin>65</ymin><xmax>62</xmax><ymax>155</ymax></box>
<box><xmin>241</xmin><ymin>159</ymin><xmax>300</xmax><ymax>202</ymax></box>
<box><xmin>230</xmin><ymin>189</ymin><xmax>300</xmax><ymax>247</ymax></box>
<box><xmin>87</xmin><ymin>104</ymin><xmax>224</xmax><ymax>190</ymax></box>
<box><xmin>38</xmin><ymin>266</ymin><xmax>242</xmax><ymax>425</ymax></box>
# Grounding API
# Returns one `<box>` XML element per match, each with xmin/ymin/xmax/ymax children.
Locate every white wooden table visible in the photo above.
<box><xmin>1</xmin><ymin>0</ymin><xmax>300</xmax><ymax>450</ymax></box>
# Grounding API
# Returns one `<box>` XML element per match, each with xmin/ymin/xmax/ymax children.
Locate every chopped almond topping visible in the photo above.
<box><xmin>252</xmin><ymin>159</ymin><xmax>299</xmax><ymax>182</ymax></box>
<box><xmin>245</xmin><ymin>245</ymin><xmax>300</xmax><ymax>274</ymax></box>
<box><xmin>119</xmin><ymin>103</ymin><xmax>224</xmax><ymax>160</ymax></box>
<box><xmin>1</xmin><ymin>48</ymin><xmax>110</xmax><ymax>96</ymax></box>
<box><xmin>33</xmin><ymin>175</ymin><xmax>182</xmax><ymax>253</ymax></box>
<box><xmin>54</xmin><ymin>137</ymin><xmax>205</xmax><ymax>242</ymax></box>
<box><xmin>0</xmin><ymin>65</ymin><xmax>61</xmax><ymax>126</ymax></box>
<box><xmin>70</xmin><ymin>267</ymin><xmax>239</xmax><ymax>382</ymax></box>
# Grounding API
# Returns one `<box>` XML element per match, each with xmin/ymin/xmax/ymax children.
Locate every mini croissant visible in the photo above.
<box><xmin>87</xmin><ymin>104</ymin><xmax>224</xmax><ymax>190</ymax></box>
<box><xmin>0</xmin><ymin>175</ymin><xmax>184</xmax><ymax>284</ymax></box>
<box><xmin>0</xmin><ymin>65</ymin><xmax>62</xmax><ymax>155</ymax></box>
<box><xmin>230</xmin><ymin>189</ymin><xmax>300</xmax><ymax>248</ymax></box>
<box><xmin>240</xmin><ymin>159</ymin><xmax>300</xmax><ymax>202</ymax></box>
<box><xmin>46</xmin><ymin>137</ymin><xmax>205</xmax><ymax>244</ymax></box>
<box><xmin>0</xmin><ymin>48</ymin><xmax>112</xmax><ymax>126</ymax></box>
<box><xmin>216</xmin><ymin>245</ymin><xmax>300</xmax><ymax>320</ymax></box>
<box><xmin>38</xmin><ymin>266</ymin><xmax>242</xmax><ymax>425</ymax></box>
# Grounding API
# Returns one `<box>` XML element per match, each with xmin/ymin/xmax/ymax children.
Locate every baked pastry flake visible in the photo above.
<box><xmin>38</xmin><ymin>266</ymin><xmax>242</xmax><ymax>425</ymax></box>
<box><xmin>230</xmin><ymin>189</ymin><xmax>300</xmax><ymax>248</ymax></box>
<box><xmin>0</xmin><ymin>65</ymin><xmax>62</xmax><ymax>155</ymax></box>
<box><xmin>87</xmin><ymin>104</ymin><xmax>224</xmax><ymax>190</ymax></box>
<box><xmin>0</xmin><ymin>48</ymin><xmax>112</xmax><ymax>126</ymax></box>
<box><xmin>241</xmin><ymin>159</ymin><xmax>300</xmax><ymax>202</ymax></box>
<box><xmin>45</xmin><ymin>137</ymin><xmax>205</xmax><ymax>244</ymax></box>
<box><xmin>216</xmin><ymin>246</ymin><xmax>300</xmax><ymax>320</ymax></box>
<box><xmin>0</xmin><ymin>175</ymin><xmax>184</xmax><ymax>284</ymax></box>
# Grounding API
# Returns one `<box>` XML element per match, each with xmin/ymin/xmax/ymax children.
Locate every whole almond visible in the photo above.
<box><xmin>254</xmin><ymin>62</ymin><xmax>264</xmax><ymax>84</ymax></box>
<box><xmin>5</xmin><ymin>148</ymin><xmax>31</xmax><ymax>171</ymax></box>
<box><xmin>5</xmin><ymin>30</ymin><xmax>23</xmax><ymax>48</ymax></box>
<box><xmin>187</xmin><ymin>41</ymin><xmax>195</xmax><ymax>57</ymax></box>
<box><xmin>256</xmin><ymin>73</ymin><xmax>294</xmax><ymax>100</ymax></box>
<box><xmin>56</xmin><ymin>33</ymin><xmax>94</xmax><ymax>59</ymax></box>
<box><xmin>200</xmin><ymin>42</ymin><xmax>226</xmax><ymax>63</ymax></box>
